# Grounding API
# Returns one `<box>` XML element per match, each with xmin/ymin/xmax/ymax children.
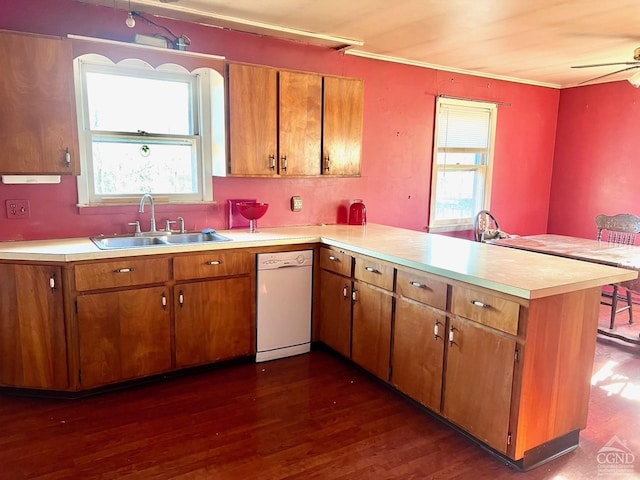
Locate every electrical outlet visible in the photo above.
<box><xmin>291</xmin><ymin>196</ymin><xmax>303</xmax><ymax>212</ymax></box>
<box><xmin>6</xmin><ymin>199</ymin><xmax>30</xmax><ymax>219</ymax></box>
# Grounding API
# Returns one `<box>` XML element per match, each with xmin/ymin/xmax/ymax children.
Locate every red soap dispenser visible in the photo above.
<box><xmin>348</xmin><ymin>199</ymin><xmax>367</xmax><ymax>225</ymax></box>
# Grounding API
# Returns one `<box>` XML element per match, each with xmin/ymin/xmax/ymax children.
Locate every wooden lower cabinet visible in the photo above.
<box><xmin>392</xmin><ymin>298</ymin><xmax>445</xmax><ymax>412</ymax></box>
<box><xmin>318</xmin><ymin>269</ymin><xmax>352</xmax><ymax>357</ymax></box>
<box><xmin>175</xmin><ymin>276</ymin><xmax>252</xmax><ymax>368</ymax></box>
<box><xmin>0</xmin><ymin>264</ymin><xmax>68</xmax><ymax>389</ymax></box>
<box><xmin>352</xmin><ymin>281</ymin><xmax>393</xmax><ymax>380</ymax></box>
<box><xmin>77</xmin><ymin>286</ymin><xmax>172</xmax><ymax>388</ymax></box>
<box><xmin>442</xmin><ymin>316</ymin><xmax>517</xmax><ymax>454</ymax></box>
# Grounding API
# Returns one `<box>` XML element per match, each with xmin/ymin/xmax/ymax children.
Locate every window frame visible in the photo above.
<box><xmin>73</xmin><ymin>54</ymin><xmax>219</xmax><ymax>206</ymax></box>
<box><xmin>428</xmin><ymin>97</ymin><xmax>497</xmax><ymax>232</ymax></box>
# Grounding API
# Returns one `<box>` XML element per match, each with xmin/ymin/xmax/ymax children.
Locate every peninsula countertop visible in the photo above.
<box><xmin>0</xmin><ymin>224</ymin><xmax>635</xmax><ymax>300</ymax></box>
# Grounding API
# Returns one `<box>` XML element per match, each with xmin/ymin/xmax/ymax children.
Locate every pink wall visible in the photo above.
<box><xmin>549</xmin><ymin>81</ymin><xmax>640</xmax><ymax>239</ymax></box>
<box><xmin>0</xmin><ymin>0</ymin><xmax>559</xmax><ymax>241</ymax></box>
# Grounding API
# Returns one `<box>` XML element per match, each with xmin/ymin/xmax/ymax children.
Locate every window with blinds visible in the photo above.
<box><xmin>429</xmin><ymin>97</ymin><xmax>497</xmax><ymax>231</ymax></box>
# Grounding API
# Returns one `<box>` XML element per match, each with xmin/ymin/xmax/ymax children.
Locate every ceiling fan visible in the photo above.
<box><xmin>572</xmin><ymin>47</ymin><xmax>640</xmax><ymax>86</ymax></box>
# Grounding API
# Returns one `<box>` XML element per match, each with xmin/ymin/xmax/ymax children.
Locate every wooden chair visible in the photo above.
<box><xmin>473</xmin><ymin>210</ymin><xmax>502</xmax><ymax>242</ymax></box>
<box><xmin>596</xmin><ymin>213</ymin><xmax>640</xmax><ymax>329</ymax></box>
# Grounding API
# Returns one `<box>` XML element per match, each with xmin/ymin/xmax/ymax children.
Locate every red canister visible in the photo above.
<box><xmin>348</xmin><ymin>199</ymin><xmax>367</xmax><ymax>225</ymax></box>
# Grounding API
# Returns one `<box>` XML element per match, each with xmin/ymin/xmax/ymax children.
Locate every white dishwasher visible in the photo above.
<box><xmin>256</xmin><ymin>250</ymin><xmax>313</xmax><ymax>362</ymax></box>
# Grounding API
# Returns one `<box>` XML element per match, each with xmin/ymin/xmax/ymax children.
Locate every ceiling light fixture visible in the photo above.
<box><xmin>628</xmin><ymin>70</ymin><xmax>640</xmax><ymax>88</ymax></box>
<box><xmin>125</xmin><ymin>0</ymin><xmax>135</xmax><ymax>28</ymax></box>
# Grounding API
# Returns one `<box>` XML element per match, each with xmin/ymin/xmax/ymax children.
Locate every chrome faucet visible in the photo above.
<box><xmin>138</xmin><ymin>193</ymin><xmax>157</xmax><ymax>233</ymax></box>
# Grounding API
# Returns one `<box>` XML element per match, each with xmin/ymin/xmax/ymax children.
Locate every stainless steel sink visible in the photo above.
<box><xmin>164</xmin><ymin>232</ymin><xmax>232</xmax><ymax>244</ymax></box>
<box><xmin>91</xmin><ymin>231</ymin><xmax>232</xmax><ymax>250</ymax></box>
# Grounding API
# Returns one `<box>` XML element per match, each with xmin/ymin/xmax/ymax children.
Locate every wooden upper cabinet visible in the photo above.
<box><xmin>228</xmin><ymin>63</ymin><xmax>278</xmax><ymax>176</ymax></box>
<box><xmin>0</xmin><ymin>30</ymin><xmax>79</xmax><ymax>175</ymax></box>
<box><xmin>0</xmin><ymin>264</ymin><xmax>68</xmax><ymax>390</ymax></box>
<box><xmin>279</xmin><ymin>71</ymin><xmax>322</xmax><ymax>176</ymax></box>
<box><xmin>226</xmin><ymin>62</ymin><xmax>363</xmax><ymax>177</ymax></box>
<box><xmin>322</xmin><ymin>76</ymin><xmax>364</xmax><ymax>176</ymax></box>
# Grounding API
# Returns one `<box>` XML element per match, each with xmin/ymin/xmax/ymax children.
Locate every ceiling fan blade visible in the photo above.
<box><xmin>572</xmin><ymin>62</ymin><xmax>640</xmax><ymax>68</ymax></box>
<box><xmin>577</xmin><ymin>65</ymin><xmax>640</xmax><ymax>85</ymax></box>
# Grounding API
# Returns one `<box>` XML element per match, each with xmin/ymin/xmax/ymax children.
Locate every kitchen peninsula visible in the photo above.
<box><xmin>0</xmin><ymin>223</ymin><xmax>635</xmax><ymax>470</ymax></box>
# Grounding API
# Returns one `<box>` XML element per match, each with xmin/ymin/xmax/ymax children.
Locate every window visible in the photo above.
<box><xmin>429</xmin><ymin>97</ymin><xmax>497</xmax><ymax>231</ymax></box>
<box><xmin>74</xmin><ymin>54</ymin><xmax>224</xmax><ymax>206</ymax></box>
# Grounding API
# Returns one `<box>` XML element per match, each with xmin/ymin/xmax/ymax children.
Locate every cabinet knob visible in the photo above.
<box><xmin>65</xmin><ymin>148</ymin><xmax>71</xmax><ymax>167</ymax></box>
<box><xmin>269</xmin><ymin>155</ymin><xmax>276</xmax><ymax>170</ymax></box>
<box><xmin>365</xmin><ymin>266</ymin><xmax>380</xmax><ymax>274</ymax></box>
<box><xmin>281</xmin><ymin>155</ymin><xmax>288</xmax><ymax>171</ymax></box>
<box><xmin>351</xmin><ymin>288</ymin><xmax>358</xmax><ymax>302</ymax></box>
<box><xmin>178</xmin><ymin>290</ymin><xmax>184</xmax><ymax>307</ymax></box>
<box><xmin>206</xmin><ymin>260</ymin><xmax>222</xmax><ymax>266</ymax></box>
<box><xmin>434</xmin><ymin>320</ymin><xmax>441</xmax><ymax>340</ymax></box>
<box><xmin>410</xmin><ymin>281</ymin><xmax>426</xmax><ymax>289</ymax></box>
<box><xmin>470</xmin><ymin>300</ymin><xmax>490</xmax><ymax>308</ymax></box>
<box><xmin>49</xmin><ymin>274</ymin><xmax>56</xmax><ymax>291</ymax></box>
<box><xmin>448</xmin><ymin>327</ymin><xmax>457</xmax><ymax>346</ymax></box>
<box><xmin>328</xmin><ymin>255</ymin><xmax>338</xmax><ymax>262</ymax></box>
<box><xmin>161</xmin><ymin>293</ymin><xmax>167</xmax><ymax>310</ymax></box>
<box><xmin>342</xmin><ymin>285</ymin><xmax>348</xmax><ymax>299</ymax></box>
<box><xmin>114</xmin><ymin>267</ymin><xmax>134</xmax><ymax>273</ymax></box>
<box><xmin>323</xmin><ymin>156</ymin><xmax>331</xmax><ymax>171</ymax></box>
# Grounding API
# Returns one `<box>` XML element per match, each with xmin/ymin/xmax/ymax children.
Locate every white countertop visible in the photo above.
<box><xmin>0</xmin><ymin>223</ymin><xmax>635</xmax><ymax>300</ymax></box>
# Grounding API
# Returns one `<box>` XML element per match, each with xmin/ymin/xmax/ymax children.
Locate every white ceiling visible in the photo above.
<box><xmin>79</xmin><ymin>0</ymin><xmax>640</xmax><ymax>88</ymax></box>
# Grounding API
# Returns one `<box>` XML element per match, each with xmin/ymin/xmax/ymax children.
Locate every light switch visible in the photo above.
<box><xmin>291</xmin><ymin>196</ymin><xmax>303</xmax><ymax>212</ymax></box>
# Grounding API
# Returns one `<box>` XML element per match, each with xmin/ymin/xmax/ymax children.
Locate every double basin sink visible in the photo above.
<box><xmin>91</xmin><ymin>231</ymin><xmax>232</xmax><ymax>250</ymax></box>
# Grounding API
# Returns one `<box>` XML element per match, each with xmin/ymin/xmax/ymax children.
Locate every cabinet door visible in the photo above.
<box><xmin>0</xmin><ymin>264</ymin><xmax>68</xmax><ymax>389</ymax></box>
<box><xmin>228</xmin><ymin>63</ymin><xmax>278</xmax><ymax>175</ymax></box>
<box><xmin>322</xmin><ymin>76</ymin><xmax>364</xmax><ymax>176</ymax></box>
<box><xmin>0</xmin><ymin>31</ymin><xmax>79</xmax><ymax>175</ymax></box>
<box><xmin>279</xmin><ymin>71</ymin><xmax>322</xmax><ymax>176</ymax></box>
<box><xmin>352</xmin><ymin>281</ymin><xmax>393</xmax><ymax>380</ymax></box>
<box><xmin>392</xmin><ymin>299</ymin><xmax>445</xmax><ymax>412</ymax></box>
<box><xmin>175</xmin><ymin>276</ymin><xmax>252</xmax><ymax>368</ymax></box>
<box><xmin>318</xmin><ymin>269</ymin><xmax>352</xmax><ymax>357</ymax></box>
<box><xmin>77</xmin><ymin>287</ymin><xmax>171</xmax><ymax>388</ymax></box>
<box><xmin>443</xmin><ymin>317</ymin><xmax>516</xmax><ymax>454</ymax></box>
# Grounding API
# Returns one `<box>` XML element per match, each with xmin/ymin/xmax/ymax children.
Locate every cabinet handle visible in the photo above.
<box><xmin>410</xmin><ymin>281</ymin><xmax>426</xmax><ymax>289</ymax></box>
<box><xmin>328</xmin><ymin>255</ymin><xmax>338</xmax><ymax>262</ymax></box>
<box><xmin>342</xmin><ymin>285</ymin><xmax>348</xmax><ymax>299</ymax></box>
<box><xmin>269</xmin><ymin>154</ymin><xmax>276</xmax><ymax>170</ymax></box>
<box><xmin>448</xmin><ymin>327</ymin><xmax>457</xmax><ymax>347</ymax></box>
<box><xmin>161</xmin><ymin>293</ymin><xmax>167</xmax><ymax>310</ymax></box>
<box><xmin>470</xmin><ymin>300</ymin><xmax>490</xmax><ymax>308</ymax></box>
<box><xmin>178</xmin><ymin>290</ymin><xmax>184</xmax><ymax>307</ymax></box>
<box><xmin>49</xmin><ymin>274</ymin><xmax>56</xmax><ymax>291</ymax></box>
<box><xmin>206</xmin><ymin>260</ymin><xmax>223</xmax><ymax>266</ymax></box>
<box><xmin>365</xmin><ymin>266</ymin><xmax>380</xmax><ymax>274</ymax></box>
<box><xmin>65</xmin><ymin>148</ymin><xmax>71</xmax><ymax>167</ymax></box>
<box><xmin>434</xmin><ymin>320</ymin><xmax>441</xmax><ymax>340</ymax></box>
<box><xmin>324</xmin><ymin>156</ymin><xmax>331</xmax><ymax>171</ymax></box>
<box><xmin>352</xmin><ymin>288</ymin><xmax>358</xmax><ymax>302</ymax></box>
<box><xmin>114</xmin><ymin>268</ymin><xmax>134</xmax><ymax>273</ymax></box>
<box><xmin>281</xmin><ymin>155</ymin><xmax>287</xmax><ymax>171</ymax></box>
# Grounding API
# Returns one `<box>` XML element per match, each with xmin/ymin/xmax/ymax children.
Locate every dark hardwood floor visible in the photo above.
<box><xmin>1</xmin><ymin>336</ymin><xmax>639</xmax><ymax>479</ymax></box>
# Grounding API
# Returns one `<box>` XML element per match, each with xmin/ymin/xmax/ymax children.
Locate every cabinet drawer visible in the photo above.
<box><xmin>174</xmin><ymin>251</ymin><xmax>252</xmax><ymax>280</ymax></box>
<box><xmin>319</xmin><ymin>247</ymin><xmax>352</xmax><ymax>277</ymax></box>
<box><xmin>75</xmin><ymin>258</ymin><xmax>170</xmax><ymax>291</ymax></box>
<box><xmin>396</xmin><ymin>268</ymin><xmax>447</xmax><ymax>310</ymax></box>
<box><xmin>354</xmin><ymin>255</ymin><xmax>394</xmax><ymax>291</ymax></box>
<box><xmin>450</xmin><ymin>286</ymin><xmax>520</xmax><ymax>335</ymax></box>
